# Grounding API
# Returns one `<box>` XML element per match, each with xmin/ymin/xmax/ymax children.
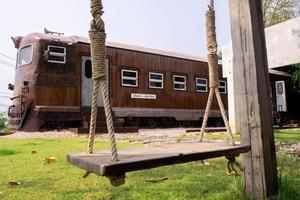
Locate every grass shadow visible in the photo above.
<box><xmin>0</xmin><ymin>149</ymin><xmax>18</xmax><ymax>156</ymax></box>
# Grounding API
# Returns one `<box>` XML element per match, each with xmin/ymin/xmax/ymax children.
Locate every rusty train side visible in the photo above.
<box><xmin>8</xmin><ymin>33</ymin><xmax>228</xmax><ymax>131</ymax></box>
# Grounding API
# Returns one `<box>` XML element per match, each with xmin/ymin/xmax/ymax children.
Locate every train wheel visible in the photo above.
<box><xmin>144</xmin><ymin>118</ymin><xmax>158</xmax><ymax>128</ymax></box>
<box><xmin>127</xmin><ymin>117</ymin><xmax>140</xmax><ymax>127</ymax></box>
<box><xmin>161</xmin><ymin>117</ymin><xmax>175</xmax><ymax>128</ymax></box>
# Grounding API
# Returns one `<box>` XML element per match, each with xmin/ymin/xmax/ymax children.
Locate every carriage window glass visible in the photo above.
<box><xmin>47</xmin><ymin>45</ymin><xmax>66</xmax><ymax>64</ymax></box>
<box><xmin>149</xmin><ymin>72</ymin><xmax>164</xmax><ymax>89</ymax></box>
<box><xmin>18</xmin><ymin>45</ymin><xmax>33</xmax><ymax>66</ymax></box>
<box><xmin>173</xmin><ymin>75</ymin><xmax>186</xmax><ymax>91</ymax></box>
<box><xmin>219</xmin><ymin>81</ymin><xmax>227</xmax><ymax>94</ymax></box>
<box><xmin>196</xmin><ymin>78</ymin><xmax>207</xmax><ymax>92</ymax></box>
<box><xmin>85</xmin><ymin>59</ymin><xmax>92</xmax><ymax>79</ymax></box>
<box><xmin>121</xmin><ymin>69</ymin><xmax>138</xmax><ymax>87</ymax></box>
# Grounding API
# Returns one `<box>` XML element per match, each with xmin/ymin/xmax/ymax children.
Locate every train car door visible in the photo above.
<box><xmin>81</xmin><ymin>56</ymin><xmax>109</xmax><ymax>107</ymax></box>
<box><xmin>275</xmin><ymin>80</ymin><xmax>287</xmax><ymax>112</ymax></box>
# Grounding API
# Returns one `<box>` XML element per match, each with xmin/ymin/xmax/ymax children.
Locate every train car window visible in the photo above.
<box><xmin>219</xmin><ymin>81</ymin><xmax>227</xmax><ymax>94</ymax></box>
<box><xmin>173</xmin><ymin>75</ymin><xmax>186</xmax><ymax>91</ymax></box>
<box><xmin>47</xmin><ymin>45</ymin><xmax>66</xmax><ymax>64</ymax></box>
<box><xmin>149</xmin><ymin>72</ymin><xmax>164</xmax><ymax>89</ymax></box>
<box><xmin>196</xmin><ymin>78</ymin><xmax>207</xmax><ymax>92</ymax></box>
<box><xmin>18</xmin><ymin>45</ymin><xmax>33</xmax><ymax>66</ymax></box>
<box><xmin>121</xmin><ymin>69</ymin><xmax>138</xmax><ymax>87</ymax></box>
<box><xmin>85</xmin><ymin>59</ymin><xmax>92</xmax><ymax>79</ymax></box>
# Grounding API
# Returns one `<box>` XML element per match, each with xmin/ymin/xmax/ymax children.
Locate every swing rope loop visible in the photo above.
<box><xmin>87</xmin><ymin>0</ymin><xmax>118</xmax><ymax>163</ymax></box>
<box><xmin>199</xmin><ymin>0</ymin><xmax>234</xmax><ymax>145</ymax></box>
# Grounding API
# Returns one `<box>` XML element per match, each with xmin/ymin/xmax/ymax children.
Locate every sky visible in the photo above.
<box><xmin>0</xmin><ymin>0</ymin><xmax>231</xmax><ymax>112</ymax></box>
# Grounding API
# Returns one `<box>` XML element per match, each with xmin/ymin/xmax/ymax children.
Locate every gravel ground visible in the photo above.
<box><xmin>3</xmin><ymin>128</ymin><xmax>213</xmax><ymax>143</ymax></box>
<box><xmin>2</xmin><ymin>130</ymin><xmax>76</xmax><ymax>138</ymax></box>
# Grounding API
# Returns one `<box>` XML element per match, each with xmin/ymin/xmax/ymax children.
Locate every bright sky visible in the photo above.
<box><xmin>0</xmin><ymin>0</ymin><xmax>231</xmax><ymax>112</ymax></box>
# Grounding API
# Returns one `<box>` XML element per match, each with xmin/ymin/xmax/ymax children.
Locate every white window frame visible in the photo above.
<box><xmin>196</xmin><ymin>78</ymin><xmax>208</xmax><ymax>93</ymax></box>
<box><xmin>18</xmin><ymin>45</ymin><xmax>33</xmax><ymax>67</ymax></box>
<box><xmin>121</xmin><ymin>69</ymin><xmax>138</xmax><ymax>87</ymax></box>
<box><xmin>47</xmin><ymin>45</ymin><xmax>66</xmax><ymax>64</ymax></box>
<box><xmin>173</xmin><ymin>75</ymin><xmax>187</xmax><ymax>91</ymax></box>
<box><xmin>149</xmin><ymin>72</ymin><xmax>164</xmax><ymax>89</ymax></box>
<box><xmin>219</xmin><ymin>80</ymin><xmax>227</xmax><ymax>94</ymax></box>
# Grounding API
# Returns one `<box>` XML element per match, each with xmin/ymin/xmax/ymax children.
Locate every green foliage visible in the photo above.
<box><xmin>217</xmin><ymin>51</ymin><xmax>222</xmax><ymax>61</ymax></box>
<box><xmin>0</xmin><ymin>113</ymin><xmax>8</xmax><ymax>130</ymax></box>
<box><xmin>291</xmin><ymin>63</ymin><xmax>300</xmax><ymax>89</ymax></box>
<box><xmin>0</xmin><ymin>127</ymin><xmax>12</xmax><ymax>134</ymax></box>
<box><xmin>263</xmin><ymin>0</ymin><xmax>300</xmax><ymax>27</ymax></box>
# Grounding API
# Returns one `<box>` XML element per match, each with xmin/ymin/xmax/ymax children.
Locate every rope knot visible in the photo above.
<box><xmin>90</xmin><ymin>0</ymin><xmax>105</xmax><ymax>32</ymax></box>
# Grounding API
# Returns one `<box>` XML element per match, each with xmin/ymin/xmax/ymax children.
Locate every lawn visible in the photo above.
<box><xmin>0</xmin><ymin>130</ymin><xmax>299</xmax><ymax>200</ymax></box>
<box><xmin>205</xmin><ymin>129</ymin><xmax>300</xmax><ymax>144</ymax></box>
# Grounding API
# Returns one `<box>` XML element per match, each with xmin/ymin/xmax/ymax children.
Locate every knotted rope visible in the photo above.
<box><xmin>87</xmin><ymin>0</ymin><xmax>118</xmax><ymax>160</ymax></box>
<box><xmin>199</xmin><ymin>0</ymin><xmax>234</xmax><ymax>145</ymax></box>
<box><xmin>206</xmin><ymin>3</ymin><xmax>219</xmax><ymax>88</ymax></box>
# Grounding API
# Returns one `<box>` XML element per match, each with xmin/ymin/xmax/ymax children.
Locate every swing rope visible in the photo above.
<box><xmin>199</xmin><ymin>0</ymin><xmax>234</xmax><ymax>145</ymax></box>
<box><xmin>87</xmin><ymin>0</ymin><xmax>118</xmax><ymax>160</ymax></box>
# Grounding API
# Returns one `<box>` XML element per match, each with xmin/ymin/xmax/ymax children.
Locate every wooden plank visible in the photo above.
<box><xmin>107</xmin><ymin>47</ymin><xmax>228</xmax><ymax>112</ymax></box>
<box><xmin>67</xmin><ymin>142</ymin><xmax>250</xmax><ymax>177</ymax></box>
<box><xmin>228</xmin><ymin>0</ymin><xmax>278</xmax><ymax>199</ymax></box>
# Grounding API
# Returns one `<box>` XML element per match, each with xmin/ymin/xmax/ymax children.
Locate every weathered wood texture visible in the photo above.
<box><xmin>106</xmin><ymin>47</ymin><xmax>228</xmax><ymax>111</ymax></box>
<box><xmin>67</xmin><ymin>142</ymin><xmax>250</xmax><ymax>176</ymax></box>
<box><xmin>229</xmin><ymin>0</ymin><xmax>278</xmax><ymax>199</ymax></box>
<box><xmin>10</xmin><ymin>33</ymin><xmax>228</xmax><ymax>130</ymax></box>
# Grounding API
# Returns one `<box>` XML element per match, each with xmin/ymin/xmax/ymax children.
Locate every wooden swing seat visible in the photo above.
<box><xmin>67</xmin><ymin>142</ymin><xmax>250</xmax><ymax>177</ymax></box>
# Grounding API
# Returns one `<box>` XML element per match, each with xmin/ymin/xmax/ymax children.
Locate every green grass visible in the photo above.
<box><xmin>277</xmin><ymin>155</ymin><xmax>300</xmax><ymax>200</ymax></box>
<box><xmin>0</xmin><ymin>149</ymin><xmax>18</xmax><ymax>156</ymax></box>
<box><xmin>0</xmin><ymin>136</ymin><xmax>299</xmax><ymax>200</ymax></box>
<box><xmin>273</xmin><ymin>129</ymin><xmax>300</xmax><ymax>143</ymax></box>
<box><xmin>205</xmin><ymin>129</ymin><xmax>300</xmax><ymax>144</ymax></box>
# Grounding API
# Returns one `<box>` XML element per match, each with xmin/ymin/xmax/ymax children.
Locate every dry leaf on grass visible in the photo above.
<box><xmin>201</xmin><ymin>160</ymin><xmax>210</xmax><ymax>166</ymax></box>
<box><xmin>226</xmin><ymin>171</ymin><xmax>240</xmax><ymax>176</ymax></box>
<box><xmin>43</xmin><ymin>157</ymin><xmax>57</xmax><ymax>164</ymax></box>
<box><xmin>8</xmin><ymin>181</ymin><xmax>21</xmax><ymax>186</ymax></box>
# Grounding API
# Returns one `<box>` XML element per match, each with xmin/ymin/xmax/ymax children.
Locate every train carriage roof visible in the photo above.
<box><xmin>23</xmin><ymin>33</ymin><xmax>213</xmax><ymax>63</ymax></box>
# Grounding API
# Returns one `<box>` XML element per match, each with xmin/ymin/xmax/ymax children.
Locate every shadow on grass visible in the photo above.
<box><xmin>0</xmin><ymin>149</ymin><xmax>18</xmax><ymax>156</ymax></box>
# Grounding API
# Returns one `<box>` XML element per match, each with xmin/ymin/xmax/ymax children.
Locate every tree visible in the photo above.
<box><xmin>0</xmin><ymin>113</ymin><xmax>8</xmax><ymax>130</ymax></box>
<box><xmin>292</xmin><ymin>64</ymin><xmax>300</xmax><ymax>90</ymax></box>
<box><xmin>217</xmin><ymin>51</ymin><xmax>222</xmax><ymax>61</ymax></box>
<box><xmin>263</xmin><ymin>0</ymin><xmax>300</xmax><ymax>27</ymax></box>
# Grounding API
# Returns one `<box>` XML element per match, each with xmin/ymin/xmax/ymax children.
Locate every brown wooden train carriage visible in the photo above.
<box><xmin>8</xmin><ymin>32</ymin><xmax>228</xmax><ymax>131</ymax></box>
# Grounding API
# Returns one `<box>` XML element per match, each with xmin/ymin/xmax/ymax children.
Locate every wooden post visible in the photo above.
<box><xmin>228</xmin><ymin>0</ymin><xmax>278</xmax><ymax>199</ymax></box>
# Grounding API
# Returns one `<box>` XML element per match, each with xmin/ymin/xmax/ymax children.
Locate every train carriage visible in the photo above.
<box><xmin>8</xmin><ymin>32</ymin><xmax>228</xmax><ymax>131</ymax></box>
